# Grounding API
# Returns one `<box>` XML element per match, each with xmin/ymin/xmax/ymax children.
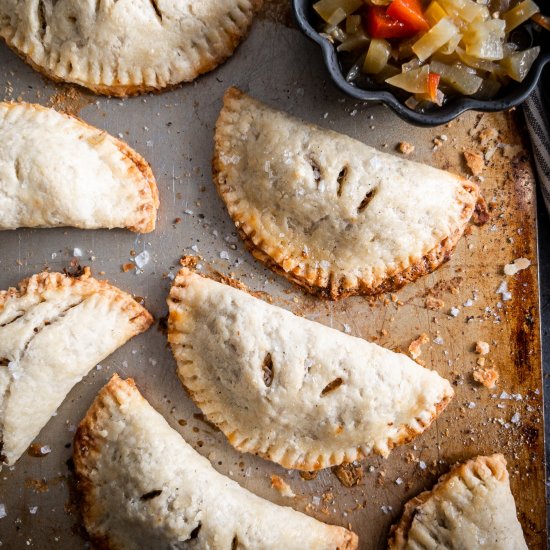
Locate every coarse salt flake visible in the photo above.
<box><xmin>511</xmin><ymin>412</ymin><xmax>521</xmax><ymax>424</ymax></box>
<box><xmin>450</xmin><ymin>307</ymin><xmax>460</xmax><ymax>317</ymax></box>
<box><xmin>0</xmin><ymin>504</ymin><xmax>5</xmax><ymax>518</ymax></box>
<box><xmin>220</xmin><ymin>251</ymin><xmax>230</xmax><ymax>260</ymax></box>
<box><xmin>28</xmin><ymin>506</ymin><xmax>38</xmax><ymax>515</ymax></box>
<box><xmin>134</xmin><ymin>250</ymin><xmax>150</xmax><ymax>269</ymax></box>
<box><xmin>73</xmin><ymin>247</ymin><xmax>83</xmax><ymax>257</ymax></box>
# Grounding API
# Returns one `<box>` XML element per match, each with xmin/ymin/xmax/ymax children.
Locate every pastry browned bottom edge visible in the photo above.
<box><xmin>236</xmin><ymin>222</ymin><xmax>467</xmax><ymax>301</ymax></box>
<box><xmin>0</xmin><ymin>0</ymin><xmax>263</xmax><ymax>98</ymax></box>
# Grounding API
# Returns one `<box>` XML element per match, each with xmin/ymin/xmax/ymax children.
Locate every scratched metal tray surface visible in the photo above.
<box><xmin>0</xmin><ymin>4</ymin><xmax>546</xmax><ymax>549</ymax></box>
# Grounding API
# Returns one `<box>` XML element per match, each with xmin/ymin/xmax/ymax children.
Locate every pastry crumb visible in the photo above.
<box><xmin>504</xmin><ymin>258</ymin><xmax>530</xmax><ymax>276</ymax></box>
<box><xmin>397</xmin><ymin>141</ymin><xmax>415</xmax><ymax>155</ymax></box>
<box><xmin>463</xmin><ymin>150</ymin><xmax>484</xmax><ymax>176</ymax></box>
<box><xmin>270</xmin><ymin>475</ymin><xmax>295</xmax><ymax>498</ymax></box>
<box><xmin>408</xmin><ymin>333</ymin><xmax>429</xmax><ymax>359</ymax></box>
<box><xmin>332</xmin><ymin>462</ymin><xmax>363</xmax><ymax>488</ymax></box>
<box><xmin>425</xmin><ymin>296</ymin><xmax>445</xmax><ymax>310</ymax></box>
<box><xmin>475</xmin><ymin>341</ymin><xmax>490</xmax><ymax>355</ymax></box>
<box><xmin>299</xmin><ymin>470</ymin><xmax>318</xmax><ymax>481</ymax></box>
<box><xmin>473</xmin><ymin>368</ymin><xmax>499</xmax><ymax>389</ymax></box>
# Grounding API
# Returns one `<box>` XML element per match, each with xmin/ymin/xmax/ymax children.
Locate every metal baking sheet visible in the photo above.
<box><xmin>0</xmin><ymin>4</ymin><xmax>546</xmax><ymax>548</ymax></box>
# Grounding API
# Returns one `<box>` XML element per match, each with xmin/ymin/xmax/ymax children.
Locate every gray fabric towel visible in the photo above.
<box><xmin>524</xmin><ymin>71</ymin><xmax>550</xmax><ymax>212</ymax></box>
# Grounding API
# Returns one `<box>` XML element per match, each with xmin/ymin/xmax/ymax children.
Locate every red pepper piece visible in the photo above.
<box><xmin>427</xmin><ymin>72</ymin><xmax>441</xmax><ymax>102</ymax></box>
<box><xmin>387</xmin><ymin>0</ymin><xmax>430</xmax><ymax>33</ymax></box>
<box><xmin>364</xmin><ymin>6</ymin><xmax>416</xmax><ymax>39</ymax></box>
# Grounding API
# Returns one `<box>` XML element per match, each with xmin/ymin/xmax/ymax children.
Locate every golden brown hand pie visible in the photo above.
<box><xmin>74</xmin><ymin>375</ymin><xmax>358</xmax><ymax>550</ymax></box>
<box><xmin>0</xmin><ymin>0</ymin><xmax>262</xmax><ymax>96</ymax></box>
<box><xmin>167</xmin><ymin>266</ymin><xmax>454</xmax><ymax>471</ymax></box>
<box><xmin>0</xmin><ymin>102</ymin><xmax>158</xmax><ymax>232</ymax></box>
<box><xmin>388</xmin><ymin>454</ymin><xmax>528</xmax><ymax>550</ymax></box>
<box><xmin>214</xmin><ymin>88</ymin><xmax>479</xmax><ymax>299</ymax></box>
<box><xmin>0</xmin><ymin>270</ymin><xmax>152</xmax><ymax>466</ymax></box>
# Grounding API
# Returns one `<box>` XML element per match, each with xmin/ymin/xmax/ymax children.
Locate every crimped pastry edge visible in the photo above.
<box><xmin>0</xmin><ymin>268</ymin><xmax>153</xmax><ymax>333</ymax></box>
<box><xmin>213</xmin><ymin>87</ymin><xmax>480</xmax><ymax>300</ymax></box>
<box><xmin>73</xmin><ymin>374</ymin><xmax>139</xmax><ymax>550</ymax></box>
<box><xmin>0</xmin><ymin>101</ymin><xmax>159</xmax><ymax>233</ymax></box>
<box><xmin>167</xmin><ymin>264</ymin><xmax>454</xmax><ymax>471</ymax></box>
<box><xmin>73</xmin><ymin>374</ymin><xmax>360</xmax><ymax>550</ymax></box>
<box><xmin>0</xmin><ymin>1</ymin><xmax>263</xmax><ymax>97</ymax></box>
<box><xmin>387</xmin><ymin>454</ymin><xmax>509</xmax><ymax>550</ymax></box>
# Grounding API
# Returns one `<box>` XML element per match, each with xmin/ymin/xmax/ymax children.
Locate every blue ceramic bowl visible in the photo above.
<box><xmin>292</xmin><ymin>0</ymin><xmax>550</xmax><ymax>126</ymax></box>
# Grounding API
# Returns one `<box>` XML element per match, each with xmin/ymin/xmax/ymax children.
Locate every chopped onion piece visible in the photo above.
<box><xmin>439</xmin><ymin>32</ymin><xmax>462</xmax><ymax>55</ymax></box>
<box><xmin>473</xmin><ymin>78</ymin><xmax>502</xmax><ymax>99</ymax></box>
<box><xmin>456</xmin><ymin>47</ymin><xmax>498</xmax><ymax>72</ymax></box>
<box><xmin>440</xmin><ymin>0</ymin><xmax>490</xmax><ymax>23</ymax></box>
<box><xmin>500</xmin><ymin>46</ymin><xmax>541</xmax><ymax>81</ymax></box>
<box><xmin>413</xmin><ymin>17</ymin><xmax>459</xmax><ymax>62</ymax></box>
<box><xmin>363</xmin><ymin>38</ymin><xmax>392</xmax><ymax>74</ymax></box>
<box><xmin>402</xmin><ymin>57</ymin><xmax>423</xmax><ymax>72</ymax></box>
<box><xmin>503</xmin><ymin>0</ymin><xmax>540</xmax><ymax>32</ymax></box>
<box><xmin>463</xmin><ymin>19</ymin><xmax>506</xmax><ymax>60</ymax></box>
<box><xmin>338</xmin><ymin>30</ymin><xmax>369</xmax><ymax>51</ymax></box>
<box><xmin>345</xmin><ymin>14</ymin><xmax>362</xmax><ymax>34</ymax></box>
<box><xmin>314</xmin><ymin>0</ymin><xmax>363</xmax><ymax>23</ymax></box>
<box><xmin>373</xmin><ymin>64</ymin><xmax>402</xmax><ymax>82</ymax></box>
<box><xmin>328</xmin><ymin>7</ymin><xmax>347</xmax><ymax>26</ymax></box>
<box><xmin>430</xmin><ymin>60</ymin><xmax>483</xmax><ymax>94</ymax></box>
<box><xmin>386</xmin><ymin>64</ymin><xmax>430</xmax><ymax>93</ymax></box>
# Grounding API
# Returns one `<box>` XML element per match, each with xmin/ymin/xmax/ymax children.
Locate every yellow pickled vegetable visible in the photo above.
<box><xmin>463</xmin><ymin>19</ymin><xmax>506</xmax><ymax>60</ymax></box>
<box><xmin>425</xmin><ymin>1</ymin><xmax>448</xmax><ymax>26</ymax></box>
<box><xmin>413</xmin><ymin>17</ymin><xmax>459</xmax><ymax>62</ymax></box>
<box><xmin>386</xmin><ymin>65</ymin><xmax>430</xmax><ymax>93</ymax></box>
<box><xmin>503</xmin><ymin>0</ymin><xmax>540</xmax><ymax>32</ymax></box>
<box><xmin>363</xmin><ymin>39</ymin><xmax>392</xmax><ymax>74</ymax></box>
<box><xmin>500</xmin><ymin>46</ymin><xmax>541</xmax><ymax>81</ymax></box>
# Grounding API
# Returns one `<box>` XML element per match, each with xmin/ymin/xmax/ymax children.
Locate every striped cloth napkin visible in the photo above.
<box><xmin>524</xmin><ymin>69</ymin><xmax>550</xmax><ymax>212</ymax></box>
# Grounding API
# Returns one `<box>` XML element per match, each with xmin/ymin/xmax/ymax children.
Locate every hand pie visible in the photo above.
<box><xmin>0</xmin><ymin>0</ymin><xmax>262</xmax><ymax>96</ymax></box>
<box><xmin>74</xmin><ymin>375</ymin><xmax>359</xmax><ymax>550</ymax></box>
<box><xmin>388</xmin><ymin>454</ymin><xmax>528</xmax><ymax>550</ymax></box>
<box><xmin>0</xmin><ymin>270</ymin><xmax>152</xmax><ymax>466</ymax></box>
<box><xmin>214</xmin><ymin>88</ymin><xmax>479</xmax><ymax>299</ymax></box>
<box><xmin>0</xmin><ymin>102</ymin><xmax>158</xmax><ymax>232</ymax></box>
<box><xmin>167</xmin><ymin>266</ymin><xmax>454</xmax><ymax>471</ymax></box>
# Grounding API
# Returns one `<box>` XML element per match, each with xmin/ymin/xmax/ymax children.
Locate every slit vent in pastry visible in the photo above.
<box><xmin>167</xmin><ymin>266</ymin><xmax>454</xmax><ymax>471</ymax></box>
<box><xmin>73</xmin><ymin>374</ymin><xmax>359</xmax><ymax>550</ymax></box>
<box><xmin>0</xmin><ymin>269</ymin><xmax>153</xmax><ymax>466</ymax></box>
<box><xmin>0</xmin><ymin>102</ymin><xmax>159</xmax><ymax>232</ymax></box>
<box><xmin>213</xmin><ymin>87</ymin><xmax>479</xmax><ymax>299</ymax></box>
<box><xmin>388</xmin><ymin>454</ymin><xmax>528</xmax><ymax>550</ymax></box>
<box><xmin>0</xmin><ymin>0</ymin><xmax>262</xmax><ymax>96</ymax></box>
